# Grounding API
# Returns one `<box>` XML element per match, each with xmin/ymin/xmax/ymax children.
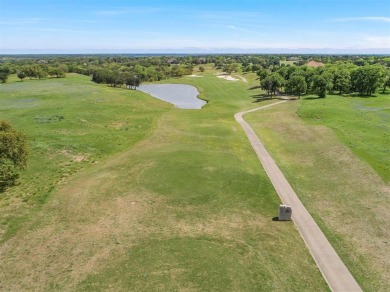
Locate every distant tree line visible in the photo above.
<box><xmin>257</xmin><ymin>62</ymin><xmax>389</xmax><ymax>98</ymax></box>
<box><xmin>1</xmin><ymin>54</ymin><xmax>389</xmax><ymax>96</ymax></box>
<box><xmin>0</xmin><ymin>55</ymin><xmax>201</xmax><ymax>86</ymax></box>
<box><xmin>90</xmin><ymin>63</ymin><xmax>195</xmax><ymax>88</ymax></box>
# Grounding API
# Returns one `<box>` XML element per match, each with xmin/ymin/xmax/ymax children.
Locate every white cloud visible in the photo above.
<box><xmin>225</xmin><ymin>25</ymin><xmax>264</xmax><ymax>35</ymax></box>
<box><xmin>332</xmin><ymin>17</ymin><xmax>390</xmax><ymax>22</ymax></box>
<box><xmin>0</xmin><ymin>18</ymin><xmax>45</xmax><ymax>25</ymax></box>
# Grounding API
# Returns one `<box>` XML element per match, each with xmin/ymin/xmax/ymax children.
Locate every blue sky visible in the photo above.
<box><xmin>0</xmin><ymin>0</ymin><xmax>389</xmax><ymax>53</ymax></box>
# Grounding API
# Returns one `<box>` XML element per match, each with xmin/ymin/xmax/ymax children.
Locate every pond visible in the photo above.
<box><xmin>137</xmin><ymin>84</ymin><xmax>206</xmax><ymax>109</ymax></box>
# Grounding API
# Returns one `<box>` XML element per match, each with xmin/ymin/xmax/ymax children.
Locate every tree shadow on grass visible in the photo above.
<box><xmin>0</xmin><ymin>182</ymin><xmax>9</xmax><ymax>193</ymax></box>
<box><xmin>0</xmin><ymin>176</ymin><xmax>19</xmax><ymax>194</ymax></box>
<box><xmin>303</xmin><ymin>96</ymin><xmax>321</xmax><ymax>100</ymax></box>
<box><xmin>252</xmin><ymin>94</ymin><xmax>297</xmax><ymax>103</ymax></box>
<box><xmin>350</xmin><ymin>93</ymin><xmax>378</xmax><ymax>98</ymax></box>
<box><xmin>252</xmin><ymin>94</ymin><xmax>273</xmax><ymax>103</ymax></box>
<box><xmin>248</xmin><ymin>85</ymin><xmax>262</xmax><ymax>90</ymax></box>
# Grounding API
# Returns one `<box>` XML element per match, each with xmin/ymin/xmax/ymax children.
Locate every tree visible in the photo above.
<box><xmin>48</xmin><ymin>67</ymin><xmax>66</xmax><ymax>78</ymax></box>
<box><xmin>24</xmin><ymin>65</ymin><xmax>38</xmax><ymax>79</ymax></box>
<box><xmin>170</xmin><ymin>65</ymin><xmax>187</xmax><ymax>77</ymax></box>
<box><xmin>261</xmin><ymin>72</ymin><xmax>284</xmax><ymax>97</ymax></box>
<box><xmin>333</xmin><ymin>69</ymin><xmax>351</xmax><ymax>94</ymax></box>
<box><xmin>256</xmin><ymin>68</ymin><xmax>270</xmax><ymax>80</ymax></box>
<box><xmin>134</xmin><ymin>76</ymin><xmax>140</xmax><ymax>88</ymax></box>
<box><xmin>199</xmin><ymin>66</ymin><xmax>205</xmax><ymax>73</ymax></box>
<box><xmin>312</xmin><ymin>75</ymin><xmax>333</xmax><ymax>98</ymax></box>
<box><xmin>381</xmin><ymin>69</ymin><xmax>390</xmax><ymax>93</ymax></box>
<box><xmin>0</xmin><ymin>120</ymin><xmax>28</xmax><ymax>189</ymax></box>
<box><xmin>351</xmin><ymin>65</ymin><xmax>386</xmax><ymax>96</ymax></box>
<box><xmin>0</xmin><ymin>66</ymin><xmax>10</xmax><ymax>83</ymax></box>
<box><xmin>17</xmin><ymin>71</ymin><xmax>27</xmax><ymax>81</ymax></box>
<box><xmin>92</xmin><ymin>69</ymin><xmax>109</xmax><ymax>84</ymax></box>
<box><xmin>125</xmin><ymin>75</ymin><xmax>136</xmax><ymax>89</ymax></box>
<box><xmin>185</xmin><ymin>64</ymin><xmax>194</xmax><ymax>75</ymax></box>
<box><xmin>36</xmin><ymin>67</ymin><xmax>48</xmax><ymax>79</ymax></box>
<box><xmin>0</xmin><ymin>73</ymin><xmax>9</xmax><ymax>83</ymax></box>
<box><xmin>104</xmin><ymin>71</ymin><xmax>116</xmax><ymax>87</ymax></box>
<box><xmin>261</xmin><ymin>76</ymin><xmax>273</xmax><ymax>96</ymax></box>
<box><xmin>223</xmin><ymin>63</ymin><xmax>239</xmax><ymax>75</ymax></box>
<box><xmin>124</xmin><ymin>75</ymin><xmax>141</xmax><ymax>89</ymax></box>
<box><xmin>286</xmin><ymin>75</ymin><xmax>307</xmax><ymax>99</ymax></box>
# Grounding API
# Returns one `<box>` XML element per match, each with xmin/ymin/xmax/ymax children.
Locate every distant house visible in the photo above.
<box><xmin>306</xmin><ymin>60</ymin><xmax>325</xmax><ymax>68</ymax></box>
<box><xmin>199</xmin><ymin>57</ymin><xmax>207</xmax><ymax>64</ymax></box>
<box><xmin>167</xmin><ymin>58</ymin><xmax>179</xmax><ymax>65</ymax></box>
<box><xmin>37</xmin><ymin>59</ymin><xmax>48</xmax><ymax>64</ymax></box>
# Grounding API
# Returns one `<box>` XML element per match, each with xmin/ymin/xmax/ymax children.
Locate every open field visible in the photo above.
<box><xmin>0</xmin><ymin>73</ymin><xmax>328</xmax><ymax>290</ymax></box>
<box><xmin>245</xmin><ymin>94</ymin><xmax>390</xmax><ymax>291</ymax></box>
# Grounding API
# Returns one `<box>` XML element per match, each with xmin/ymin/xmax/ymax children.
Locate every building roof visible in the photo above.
<box><xmin>306</xmin><ymin>60</ymin><xmax>325</xmax><ymax>68</ymax></box>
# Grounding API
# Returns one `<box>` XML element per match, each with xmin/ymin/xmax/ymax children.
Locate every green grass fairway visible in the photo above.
<box><xmin>245</xmin><ymin>95</ymin><xmax>390</xmax><ymax>291</ymax></box>
<box><xmin>0</xmin><ymin>73</ymin><xmax>328</xmax><ymax>290</ymax></box>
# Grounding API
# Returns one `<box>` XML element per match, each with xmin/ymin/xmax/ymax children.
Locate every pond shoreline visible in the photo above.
<box><xmin>138</xmin><ymin>84</ymin><xmax>207</xmax><ymax>109</ymax></box>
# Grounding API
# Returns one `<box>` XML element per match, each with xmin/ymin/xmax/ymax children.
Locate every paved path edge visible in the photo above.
<box><xmin>235</xmin><ymin>101</ymin><xmax>362</xmax><ymax>292</ymax></box>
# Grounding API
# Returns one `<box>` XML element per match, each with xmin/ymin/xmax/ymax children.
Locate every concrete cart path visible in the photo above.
<box><xmin>235</xmin><ymin>101</ymin><xmax>362</xmax><ymax>292</ymax></box>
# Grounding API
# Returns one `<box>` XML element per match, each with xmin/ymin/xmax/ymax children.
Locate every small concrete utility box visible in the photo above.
<box><xmin>278</xmin><ymin>204</ymin><xmax>292</xmax><ymax>221</ymax></box>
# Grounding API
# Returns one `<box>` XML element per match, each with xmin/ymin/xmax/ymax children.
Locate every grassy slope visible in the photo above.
<box><xmin>0</xmin><ymin>74</ymin><xmax>171</xmax><ymax>242</ymax></box>
<box><xmin>299</xmin><ymin>94</ymin><xmax>390</xmax><ymax>182</ymax></box>
<box><xmin>245</xmin><ymin>94</ymin><xmax>390</xmax><ymax>291</ymax></box>
<box><xmin>0</xmin><ymin>71</ymin><xmax>328</xmax><ymax>291</ymax></box>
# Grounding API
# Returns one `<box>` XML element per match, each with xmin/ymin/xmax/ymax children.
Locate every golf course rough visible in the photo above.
<box><xmin>4</xmin><ymin>70</ymin><xmax>387</xmax><ymax>290</ymax></box>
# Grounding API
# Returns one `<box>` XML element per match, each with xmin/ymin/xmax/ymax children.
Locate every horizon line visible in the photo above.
<box><xmin>1</xmin><ymin>47</ymin><xmax>390</xmax><ymax>56</ymax></box>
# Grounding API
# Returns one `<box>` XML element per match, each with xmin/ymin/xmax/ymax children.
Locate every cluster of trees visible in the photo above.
<box><xmin>17</xmin><ymin>64</ymin><xmax>67</xmax><ymax>80</ymax></box>
<box><xmin>90</xmin><ymin>64</ymin><xmax>194</xmax><ymax>87</ymax></box>
<box><xmin>0</xmin><ymin>121</ymin><xmax>28</xmax><ymax>190</ymax></box>
<box><xmin>258</xmin><ymin>63</ymin><xmax>389</xmax><ymax>98</ymax></box>
<box><xmin>0</xmin><ymin>63</ymin><xmax>67</xmax><ymax>83</ymax></box>
<box><xmin>92</xmin><ymin>70</ymin><xmax>141</xmax><ymax>88</ymax></box>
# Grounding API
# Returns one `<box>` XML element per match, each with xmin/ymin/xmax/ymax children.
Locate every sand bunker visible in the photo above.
<box><xmin>216</xmin><ymin>74</ymin><xmax>239</xmax><ymax>81</ymax></box>
<box><xmin>187</xmin><ymin>74</ymin><xmax>204</xmax><ymax>78</ymax></box>
<box><xmin>236</xmin><ymin>75</ymin><xmax>248</xmax><ymax>83</ymax></box>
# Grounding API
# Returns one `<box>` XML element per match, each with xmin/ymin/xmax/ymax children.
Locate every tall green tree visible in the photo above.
<box><xmin>286</xmin><ymin>75</ymin><xmax>307</xmax><ymax>99</ymax></box>
<box><xmin>0</xmin><ymin>73</ymin><xmax>9</xmax><ymax>83</ymax></box>
<box><xmin>382</xmin><ymin>69</ymin><xmax>390</xmax><ymax>93</ymax></box>
<box><xmin>333</xmin><ymin>69</ymin><xmax>351</xmax><ymax>94</ymax></box>
<box><xmin>0</xmin><ymin>66</ymin><xmax>10</xmax><ymax>83</ymax></box>
<box><xmin>261</xmin><ymin>72</ymin><xmax>284</xmax><ymax>97</ymax></box>
<box><xmin>312</xmin><ymin>75</ymin><xmax>333</xmax><ymax>98</ymax></box>
<box><xmin>223</xmin><ymin>63</ymin><xmax>239</xmax><ymax>75</ymax></box>
<box><xmin>351</xmin><ymin>65</ymin><xmax>386</xmax><ymax>96</ymax></box>
<box><xmin>48</xmin><ymin>67</ymin><xmax>66</xmax><ymax>78</ymax></box>
<box><xmin>256</xmin><ymin>68</ymin><xmax>270</xmax><ymax>80</ymax></box>
<box><xmin>17</xmin><ymin>71</ymin><xmax>27</xmax><ymax>81</ymax></box>
<box><xmin>0</xmin><ymin>121</ymin><xmax>28</xmax><ymax>189</ymax></box>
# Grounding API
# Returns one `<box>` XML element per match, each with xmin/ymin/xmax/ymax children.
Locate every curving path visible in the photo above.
<box><xmin>235</xmin><ymin>101</ymin><xmax>362</xmax><ymax>292</ymax></box>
